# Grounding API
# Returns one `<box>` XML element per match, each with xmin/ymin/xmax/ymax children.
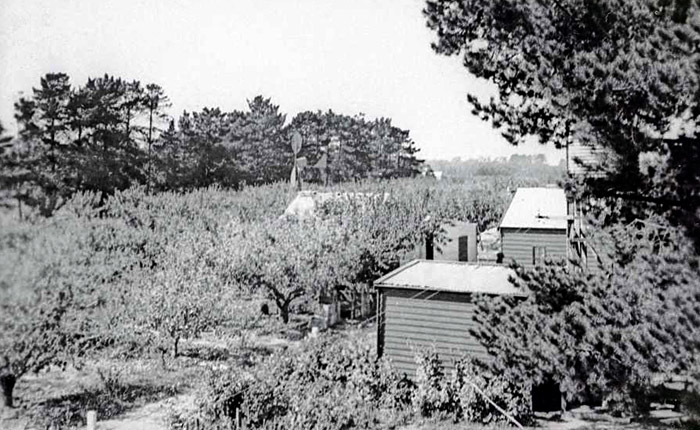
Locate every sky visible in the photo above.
<box><xmin>0</xmin><ymin>0</ymin><xmax>564</xmax><ymax>164</ymax></box>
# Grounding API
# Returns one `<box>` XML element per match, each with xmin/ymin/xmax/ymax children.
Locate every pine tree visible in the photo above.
<box><xmin>472</xmin><ymin>221</ymin><xmax>700</xmax><ymax>412</ymax></box>
<box><xmin>424</xmin><ymin>0</ymin><xmax>700</xmax><ymax>247</ymax></box>
<box><xmin>228</xmin><ymin>96</ymin><xmax>289</xmax><ymax>186</ymax></box>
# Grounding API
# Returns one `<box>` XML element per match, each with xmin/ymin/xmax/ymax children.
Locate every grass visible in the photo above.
<box><xmin>5</xmin><ymin>332</ymin><xmax>285</xmax><ymax>429</ymax></box>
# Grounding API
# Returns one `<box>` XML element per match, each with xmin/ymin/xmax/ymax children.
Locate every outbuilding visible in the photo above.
<box><xmin>499</xmin><ymin>187</ymin><xmax>569</xmax><ymax>268</ymax></box>
<box><xmin>375</xmin><ymin>260</ymin><xmax>526</xmax><ymax>375</ymax></box>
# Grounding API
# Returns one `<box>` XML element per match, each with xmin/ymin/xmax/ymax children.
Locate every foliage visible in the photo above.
<box><xmin>182</xmin><ymin>337</ymin><xmax>536</xmax><ymax>429</ymax></box>
<box><xmin>412</xmin><ymin>349</ymin><xmax>460</xmax><ymax>420</ymax></box>
<box><xmin>454</xmin><ymin>358</ymin><xmax>533</xmax><ymax>426</ymax></box>
<box><xmin>228</xmin><ymin>96</ymin><xmax>290</xmax><ymax>186</ymax></box>
<box><xmin>10</xmin><ymin>74</ymin><xmax>152</xmax><ymax>213</ymax></box>
<box><xmin>4</xmin><ymin>74</ymin><xmax>425</xmax><ymax>213</ymax></box>
<box><xmin>472</xmin><ymin>220</ymin><xmax>700</xmax><ymax>414</ymax></box>
<box><xmin>425</xmin><ymin>1</ymin><xmax>700</xmax><ymax>414</ymax></box>
<box><xmin>230</xmin><ymin>218</ymin><xmax>346</xmax><ymax>323</ymax></box>
<box><xmin>177</xmin><ymin>334</ymin><xmax>412</xmax><ymax>429</ymax></box>
<box><xmin>0</xmin><ymin>121</ymin><xmax>18</xmax><ymax>206</ymax></box>
<box><xmin>411</xmin><ymin>350</ymin><xmax>532</xmax><ymax>425</ymax></box>
<box><xmin>288</xmin><ymin>110</ymin><xmax>423</xmax><ymax>184</ymax></box>
<box><xmin>0</xmin><ymin>210</ymin><xmax>116</xmax><ymax>406</ymax></box>
<box><xmin>424</xmin><ymin>0</ymin><xmax>700</xmax><ymax>248</ymax></box>
<box><xmin>428</xmin><ymin>154</ymin><xmax>565</xmax><ymax>185</ymax></box>
<box><xmin>127</xmin><ymin>230</ymin><xmax>233</xmax><ymax>358</ymax></box>
<box><xmin>231</xmin><ymin>177</ymin><xmax>516</xmax><ymax>324</ymax></box>
<box><xmin>0</xmin><ymin>173</ymin><xmax>547</xmax><ymax>413</ymax></box>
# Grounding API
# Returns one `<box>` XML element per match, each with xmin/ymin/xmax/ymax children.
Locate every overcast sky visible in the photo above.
<box><xmin>0</xmin><ymin>0</ymin><xmax>563</xmax><ymax>163</ymax></box>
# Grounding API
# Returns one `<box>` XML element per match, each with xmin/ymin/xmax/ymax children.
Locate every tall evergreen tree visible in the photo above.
<box><xmin>142</xmin><ymin>84</ymin><xmax>171</xmax><ymax>192</ymax></box>
<box><xmin>424</xmin><ymin>0</ymin><xmax>700</xmax><ymax>245</ymax></box>
<box><xmin>79</xmin><ymin>75</ymin><xmax>146</xmax><ymax>197</ymax></box>
<box><xmin>179</xmin><ymin>108</ymin><xmax>237</xmax><ymax>188</ymax></box>
<box><xmin>228</xmin><ymin>96</ymin><xmax>289</xmax><ymax>185</ymax></box>
<box><xmin>13</xmin><ymin>73</ymin><xmax>74</xmax><ymax>214</ymax></box>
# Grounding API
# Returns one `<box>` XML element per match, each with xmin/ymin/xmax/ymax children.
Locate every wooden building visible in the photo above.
<box><xmin>566</xmin><ymin>141</ymin><xmax>611</xmax><ymax>178</ymax></box>
<box><xmin>401</xmin><ymin>221</ymin><xmax>479</xmax><ymax>264</ymax></box>
<box><xmin>499</xmin><ymin>187</ymin><xmax>569</xmax><ymax>268</ymax></box>
<box><xmin>375</xmin><ymin>260</ymin><xmax>526</xmax><ymax>375</ymax></box>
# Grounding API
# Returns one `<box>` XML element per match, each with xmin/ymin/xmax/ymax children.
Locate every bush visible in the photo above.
<box><xmin>412</xmin><ymin>349</ymin><xmax>460</xmax><ymax>421</ymax></box>
<box><xmin>455</xmin><ymin>359</ymin><xmax>532</xmax><ymax>426</ymax></box>
<box><xmin>410</xmin><ymin>350</ymin><xmax>532</xmax><ymax>426</ymax></box>
<box><xmin>472</xmin><ymin>219</ymin><xmax>700</xmax><ymax>415</ymax></box>
<box><xmin>179</xmin><ymin>334</ymin><xmax>412</xmax><ymax>429</ymax></box>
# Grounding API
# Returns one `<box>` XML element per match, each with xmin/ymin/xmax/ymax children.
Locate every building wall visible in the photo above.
<box><xmin>500</xmin><ymin>227</ymin><xmax>568</xmax><ymax>268</ymax></box>
<box><xmin>567</xmin><ymin>142</ymin><xmax>609</xmax><ymax>178</ymax></box>
<box><xmin>377</xmin><ymin>288</ymin><xmax>488</xmax><ymax>376</ymax></box>
<box><xmin>400</xmin><ymin>222</ymin><xmax>479</xmax><ymax>265</ymax></box>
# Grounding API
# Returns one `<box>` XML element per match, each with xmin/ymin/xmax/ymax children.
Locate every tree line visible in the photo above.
<box><xmin>0</xmin><ymin>73</ymin><xmax>423</xmax><ymax>216</ymax></box>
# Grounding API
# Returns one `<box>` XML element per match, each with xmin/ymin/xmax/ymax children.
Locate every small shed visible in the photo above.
<box><xmin>499</xmin><ymin>187</ymin><xmax>569</xmax><ymax>267</ymax></box>
<box><xmin>375</xmin><ymin>260</ymin><xmax>525</xmax><ymax>375</ymax></box>
<box><xmin>401</xmin><ymin>221</ymin><xmax>479</xmax><ymax>264</ymax></box>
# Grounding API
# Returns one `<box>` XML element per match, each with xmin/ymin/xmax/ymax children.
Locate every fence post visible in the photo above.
<box><xmin>86</xmin><ymin>410</ymin><xmax>97</xmax><ymax>430</ymax></box>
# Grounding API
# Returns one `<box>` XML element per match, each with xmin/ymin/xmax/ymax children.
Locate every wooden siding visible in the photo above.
<box><xmin>567</xmin><ymin>142</ymin><xmax>609</xmax><ymax>178</ymax></box>
<box><xmin>377</xmin><ymin>288</ymin><xmax>488</xmax><ymax>377</ymax></box>
<box><xmin>500</xmin><ymin>228</ymin><xmax>567</xmax><ymax>268</ymax></box>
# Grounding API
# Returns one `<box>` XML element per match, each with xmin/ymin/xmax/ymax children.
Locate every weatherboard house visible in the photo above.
<box><xmin>499</xmin><ymin>187</ymin><xmax>569</xmax><ymax>268</ymax></box>
<box><xmin>375</xmin><ymin>260</ymin><xmax>526</xmax><ymax>375</ymax></box>
<box><xmin>374</xmin><ymin>187</ymin><xmax>569</xmax><ymax>376</ymax></box>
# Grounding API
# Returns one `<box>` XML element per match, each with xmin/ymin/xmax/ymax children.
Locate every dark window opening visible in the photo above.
<box><xmin>533</xmin><ymin>246</ymin><xmax>547</xmax><ymax>265</ymax></box>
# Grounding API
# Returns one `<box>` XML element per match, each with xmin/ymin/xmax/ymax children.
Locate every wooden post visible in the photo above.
<box><xmin>86</xmin><ymin>410</ymin><xmax>97</xmax><ymax>430</ymax></box>
<box><xmin>360</xmin><ymin>289</ymin><xmax>367</xmax><ymax>318</ymax></box>
<box><xmin>351</xmin><ymin>290</ymin><xmax>356</xmax><ymax>320</ymax></box>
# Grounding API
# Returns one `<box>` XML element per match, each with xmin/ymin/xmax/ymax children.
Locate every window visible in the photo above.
<box><xmin>533</xmin><ymin>246</ymin><xmax>547</xmax><ymax>265</ymax></box>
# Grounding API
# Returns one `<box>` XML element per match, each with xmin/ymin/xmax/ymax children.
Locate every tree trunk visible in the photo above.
<box><xmin>147</xmin><ymin>108</ymin><xmax>153</xmax><ymax>194</ymax></box>
<box><xmin>351</xmin><ymin>290</ymin><xmax>356</xmax><ymax>320</ymax></box>
<box><xmin>1</xmin><ymin>373</ymin><xmax>16</xmax><ymax>409</ymax></box>
<box><xmin>280</xmin><ymin>304</ymin><xmax>290</xmax><ymax>324</ymax></box>
<box><xmin>172</xmin><ymin>337</ymin><xmax>179</xmax><ymax>358</ymax></box>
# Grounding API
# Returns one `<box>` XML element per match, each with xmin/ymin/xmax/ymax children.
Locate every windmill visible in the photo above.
<box><xmin>290</xmin><ymin>131</ymin><xmax>305</xmax><ymax>193</ymax></box>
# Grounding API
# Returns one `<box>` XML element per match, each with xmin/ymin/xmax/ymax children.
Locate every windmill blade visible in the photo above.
<box><xmin>291</xmin><ymin>131</ymin><xmax>302</xmax><ymax>155</ymax></box>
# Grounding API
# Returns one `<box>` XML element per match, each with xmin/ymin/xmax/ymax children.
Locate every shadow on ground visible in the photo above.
<box><xmin>26</xmin><ymin>382</ymin><xmax>180</xmax><ymax>428</ymax></box>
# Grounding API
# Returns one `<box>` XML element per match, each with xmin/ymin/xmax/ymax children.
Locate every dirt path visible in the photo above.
<box><xmin>94</xmin><ymin>394</ymin><xmax>194</xmax><ymax>430</ymax></box>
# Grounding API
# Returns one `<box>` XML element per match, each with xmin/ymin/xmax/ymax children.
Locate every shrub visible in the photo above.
<box><xmin>472</xmin><ymin>219</ymin><xmax>700</xmax><ymax>415</ymax></box>
<box><xmin>179</xmin><ymin>334</ymin><xmax>412</xmax><ymax>429</ymax></box>
<box><xmin>412</xmin><ymin>349</ymin><xmax>460</xmax><ymax>421</ymax></box>
<box><xmin>410</xmin><ymin>350</ymin><xmax>532</xmax><ymax>426</ymax></box>
<box><xmin>455</xmin><ymin>359</ymin><xmax>532</xmax><ymax>426</ymax></box>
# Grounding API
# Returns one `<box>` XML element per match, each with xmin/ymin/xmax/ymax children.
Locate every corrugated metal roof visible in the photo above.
<box><xmin>375</xmin><ymin>260</ymin><xmax>525</xmax><ymax>296</ymax></box>
<box><xmin>499</xmin><ymin>187</ymin><xmax>567</xmax><ymax>230</ymax></box>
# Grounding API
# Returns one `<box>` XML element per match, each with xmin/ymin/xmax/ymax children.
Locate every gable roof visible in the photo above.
<box><xmin>375</xmin><ymin>260</ymin><xmax>525</xmax><ymax>296</ymax></box>
<box><xmin>499</xmin><ymin>187</ymin><xmax>568</xmax><ymax>230</ymax></box>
